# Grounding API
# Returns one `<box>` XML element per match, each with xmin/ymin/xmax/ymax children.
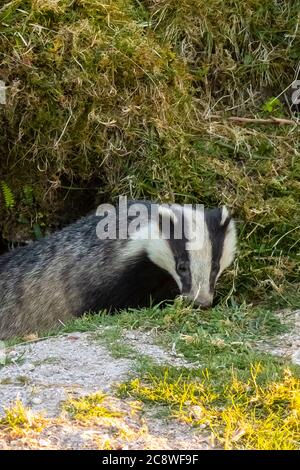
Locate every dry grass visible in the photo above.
<box><xmin>0</xmin><ymin>0</ymin><xmax>299</xmax><ymax>305</ymax></box>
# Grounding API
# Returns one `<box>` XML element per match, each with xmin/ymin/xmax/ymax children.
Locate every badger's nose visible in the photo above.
<box><xmin>195</xmin><ymin>299</ymin><xmax>212</xmax><ymax>309</ymax></box>
<box><xmin>184</xmin><ymin>295</ymin><xmax>213</xmax><ymax>309</ymax></box>
<box><xmin>193</xmin><ymin>296</ymin><xmax>213</xmax><ymax>309</ymax></box>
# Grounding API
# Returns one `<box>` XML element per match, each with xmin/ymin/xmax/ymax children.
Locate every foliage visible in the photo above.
<box><xmin>120</xmin><ymin>366</ymin><xmax>300</xmax><ymax>449</ymax></box>
<box><xmin>0</xmin><ymin>400</ymin><xmax>47</xmax><ymax>436</ymax></box>
<box><xmin>1</xmin><ymin>181</ymin><xmax>15</xmax><ymax>209</ymax></box>
<box><xmin>63</xmin><ymin>392</ymin><xmax>123</xmax><ymax>422</ymax></box>
<box><xmin>0</xmin><ymin>0</ymin><xmax>299</xmax><ymax>305</ymax></box>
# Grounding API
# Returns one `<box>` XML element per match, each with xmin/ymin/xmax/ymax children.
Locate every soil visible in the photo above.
<box><xmin>0</xmin><ymin>310</ymin><xmax>299</xmax><ymax>450</ymax></box>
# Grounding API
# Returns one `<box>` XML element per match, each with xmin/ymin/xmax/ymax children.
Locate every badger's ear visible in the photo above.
<box><xmin>220</xmin><ymin>206</ymin><xmax>232</xmax><ymax>228</ymax></box>
<box><xmin>158</xmin><ymin>206</ymin><xmax>177</xmax><ymax>235</ymax></box>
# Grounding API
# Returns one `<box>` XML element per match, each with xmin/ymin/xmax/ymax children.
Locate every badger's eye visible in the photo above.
<box><xmin>177</xmin><ymin>262</ymin><xmax>188</xmax><ymax>274</ymax></box>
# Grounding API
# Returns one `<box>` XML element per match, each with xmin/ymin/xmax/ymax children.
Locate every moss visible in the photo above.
<box><xmin>0</xmin><ymin>0</ymin><xmax>299</xmax><ymax>304</ymax></box>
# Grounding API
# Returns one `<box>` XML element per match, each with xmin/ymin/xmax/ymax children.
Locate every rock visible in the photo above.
<box><xmin>22</xmin><ymin>363</ymin><xmax>35</xmax><ymax>371</ymax></box>
<box><xmin>32</xmin><ymin>397</ymin><xmax>42</xmax><ymax>405</ymax></box>
<box><xmin>38</xmin><ymin>439</ymin><xmax>51</xmax><ymax>447</ymax></box>
<box><xmin>292</xmin><ymin>351</ymin><xmax>300</xmax><ymax>365</ymax></box>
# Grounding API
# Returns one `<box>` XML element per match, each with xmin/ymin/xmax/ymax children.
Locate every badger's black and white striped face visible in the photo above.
<box><xmin>188</xmin><ymin>206</ymin><xmax>237</xmax><ymax>307</ymax></box>
<box><xmin>134</xmin><ymin>204</ymin><xmax>236</xmax><ymax>308</ymax></box>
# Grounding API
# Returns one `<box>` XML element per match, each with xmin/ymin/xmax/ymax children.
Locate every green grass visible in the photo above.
<box><xmin>2</xmin><ymin>299</ymin><xmax>300</xmax><ymax>448</ymax></box>
<box><xmin>93</xmin><ymin>326</ymin><xmax>137</xmax><ymax>359</ymax></box>
<box><xmin>0</xmin><ymin>350</ymin><xmax>25</xmax><ymax>369</ymax></box>
<box><xmin>63</xmin><ymin>392</ymin><xmax>123</xmax><ymax>422</ymax></box>
<box><xmin>0</xmin><ymin>0</ymin><xmax>299</xmax><ymax>306</ymax></box>
<box><xmin>47</xmin><ymin>300</ymin><xmax>298</xmax><ymax>449</ymax></box>
<box><xmin>53</xmin><ymin>298</ymin><xmax>287</xmax><ymax>341</ymax></box>
<box><xmin>119</xmin><ymin>366</ymin><xmax>300</xmax><ymax>450</ymax></box>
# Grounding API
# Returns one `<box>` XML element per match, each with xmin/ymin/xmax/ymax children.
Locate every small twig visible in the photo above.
<box><xmin>54</xmin><ymin>109</ymin><xmax>73</xmax><ymax>148</ymax></box>
<box><xmin>228</xmin><ymin>116</ymin><xmax>300</xmax><ymax>126</ymax></box>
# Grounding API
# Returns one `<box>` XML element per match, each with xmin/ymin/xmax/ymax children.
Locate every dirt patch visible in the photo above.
<box><xmin>0</xmin><ymin>331</ymin><xmax>211</xmax><ymax>449</ymax></box>
<box><xmin>0</xmin><ymin>333</ymin><xmax>132</xmax><ymax>417</ymax></box>
<box><xmin>255</xmin><ymin>309</ymin><xmax>300</xmax><ymax>365</ymax></box>
<box><xmin>123</xmin><ymin>330</ymin><xmax>200</xmax><ymax>368</ymax></box>
<box><xmin>0</xmin><ymin>401</ymin><xmax>213</xmax><ymax>450</ymax></box>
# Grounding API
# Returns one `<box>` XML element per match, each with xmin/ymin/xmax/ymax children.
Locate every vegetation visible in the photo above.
<box><xmin>1</xmin><ymin>300</ymin><xmax>300</xmax><ymax>449</ymax></box>
<box><xmin>0</xmin><ymin>400</ymin><xmax>47</xmax><ymax>436</ymax></box>
<box><xmin>0</xmin><ymin>0</ymin><xmax>299</xmax><ymax>305</ymax></box>
<box><xmin>50</xmin><ymin>301</ymin><xmax>300</xmax><ymax>449</ymax></box>
<box><xmin>120</xmin><ymin>366</ymin><xmax>300</xmax><ymax>450</ymax></box>
<box><xmin>64</xmin><ymin>392</ymin><xmax>123</xmax><ymax>422</ymax></box>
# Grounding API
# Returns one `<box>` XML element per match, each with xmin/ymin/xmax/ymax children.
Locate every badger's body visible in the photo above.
<box><xmin>0</xmin><ymin>200</ymin><xmax>237</xmax><ymax>339</ymax></box>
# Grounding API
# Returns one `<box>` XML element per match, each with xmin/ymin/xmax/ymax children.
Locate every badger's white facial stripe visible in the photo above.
<box><xmin>127</xmin><ymin>222</ymin><xmax>182</xmax><ymax>291</ymax></box>
<box><xmin>221</xmin><ymin>206</ymin><xmax>230</xmax><ymax>226</ymax></box>
<box><xmin>218</xmin><ymin>219</ymin><xmax>237</xmax><ymax>276</ymax></box>
<box><xmin>175</xmin><ymin>205</ymin><xmax>214</xmax><ymax>306</ymax></box>
<box><xmin>146</xmin><ymin>239</ymin><xmax>182</xmax><ymax>291</ymax></box>
<box><xmin>190</xmin><ymin>218</ymin><xmax>213</xmax><ymax>305</ymax></box>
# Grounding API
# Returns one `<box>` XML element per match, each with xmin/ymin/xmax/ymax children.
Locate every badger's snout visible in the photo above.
<box><xmin>194</xmin><ymin>297</ymin><xmax>213</xmax><ymax>308</ymax></box>
<box><xmin>183</xmin><ymin>293</ymin><xmax>213</xmax><ymax>309</ymax></box>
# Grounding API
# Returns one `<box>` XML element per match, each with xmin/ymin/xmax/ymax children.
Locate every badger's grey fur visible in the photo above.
<box><xmin>0</xmin><ymin>201</ymin><xmax>236</xmax><ymax>339</ymax></box>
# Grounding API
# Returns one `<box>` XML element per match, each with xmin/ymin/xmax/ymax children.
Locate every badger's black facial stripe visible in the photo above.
<box><xmin>166</xmin><ymin>214</ymin><xmax>191</xmax><ymax>294</ymax></box>
<box><xmin>175</xmin><ymin>257</ymin><xmax>191</xmax><ymax>293</ymax></box>
<box><xmin>205</xmin><ymin>208</ymin><xmax>230</xmax><ymax>292</ymax></box>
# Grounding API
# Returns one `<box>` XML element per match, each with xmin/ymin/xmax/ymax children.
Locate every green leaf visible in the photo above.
<box><xmin>1</xmin><ymin>181</ymin><xmax>15</xmax><ymax>209</ymax></box>
<box><xmin>262</xmin><ymin>97</ymin><xmax>281</xmax><ymax>113</ymax></box>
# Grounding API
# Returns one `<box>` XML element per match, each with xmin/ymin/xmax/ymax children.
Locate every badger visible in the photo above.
<box><xmin>0</xmin><ymin>200</ymin><xmax>236</xmax><ymax>339</ymax></box>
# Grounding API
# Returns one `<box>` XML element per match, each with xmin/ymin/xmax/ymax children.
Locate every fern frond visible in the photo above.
<box><xmin>1</xmin><ymin>181</ymin><xmax>15</xmax><ymax>209</ymax></box>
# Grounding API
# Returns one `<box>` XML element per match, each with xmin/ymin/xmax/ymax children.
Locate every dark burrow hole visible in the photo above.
<box><xmin>0</xmin><ymin>176</ymin><xmax>107</xmax><ymax>255</ymax></box>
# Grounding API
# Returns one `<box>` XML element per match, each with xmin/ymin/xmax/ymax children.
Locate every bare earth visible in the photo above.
<box><xmin>0</xmin><ymin>310</ymin><xmax>299</xmax><ymax>450</ymax></box>
<box><xmin>255</xmin><ymin>309</ymin><xmax>300</xmax><ymax>365</ymax></box>
<box><xmin>0</xmin><ymin>331</ymin><xmax>212</xmax><ymax>450</ymax></box>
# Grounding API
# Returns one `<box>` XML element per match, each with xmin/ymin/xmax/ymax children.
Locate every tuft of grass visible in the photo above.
<box><xmin>0</xmin><ymin>400</ymin><xmax>47</xmax><ymax>437</ymax></box>
<box><xmin>119</xmin><ymin>366</ymin><xmax>300</xmax><ymax>450</ymax></box>
<box><xmin>103</xmin><ymin>300</ymin><xmax>300</xmax><ymax>449</ymax></box>
<box><xmin>93</xmin><ymin>326</ymin><xmax>137</xmax><ymax>359</ymax></box>
<box><xmin>0</xmin><ymin>350</ymin><xmax>26</xmax><ymax>368</ymax></box>
<box><xmin>63</xmin><ymin>392</ymin><xmax>123</xmax><ymax>422</ymax></box>
<box><xmin>56</xmin><ymin>299</ymin><xmax>287</xmax><ymax>341</ymax></box>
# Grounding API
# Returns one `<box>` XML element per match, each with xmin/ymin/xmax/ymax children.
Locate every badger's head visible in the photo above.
<box><xmin>138</xmin><ymin>204</ymin><xmax>237</xmax><ymax>308</ymax></box>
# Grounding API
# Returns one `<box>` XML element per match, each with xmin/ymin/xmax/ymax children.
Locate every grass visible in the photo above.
<box><xmin>37</xmin><ymin>300</ymin><xmax>298</xmax><ymax>449</ymax></box>
<box><xmin>0</xmin><ymin>350</ymin><xmax>25</xmax><ymax>369</ymax></box>
<box><xmin>51</xmin><ymin>298</ymin><xmax>288</xmax><ymax>342</ymax></box>
<box><xmin>0</xmin><ymin>0</ymin><xmax>299</xmax><ymax>306</ymax></box>
<box><xmin>119</xmin><ymin>366</ymin><xmax>300</xmax><ymax>450</ymax></box>
<box><xmin>93</xmin><ymin>326</ymin><xmax>137</xmax><ymax>359</ymax></box>
<box><xmin>47</xmin><ymin>300</ymin><xmax>298</xmax><ymax>449</ymax></box>
<box><xmin>0</xmin><ymin>400</ymin><xmax>47</xmax><ymax>437</ymax></box>
<box><xmin>63</xmin><ymin>392</ymin><xmax>123</xmax><ymax>422</ymax></box>
<box><xmin>1</xmin><ymin>300</ymin><xmax>299</xmax><ymax>449</ymax></box>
